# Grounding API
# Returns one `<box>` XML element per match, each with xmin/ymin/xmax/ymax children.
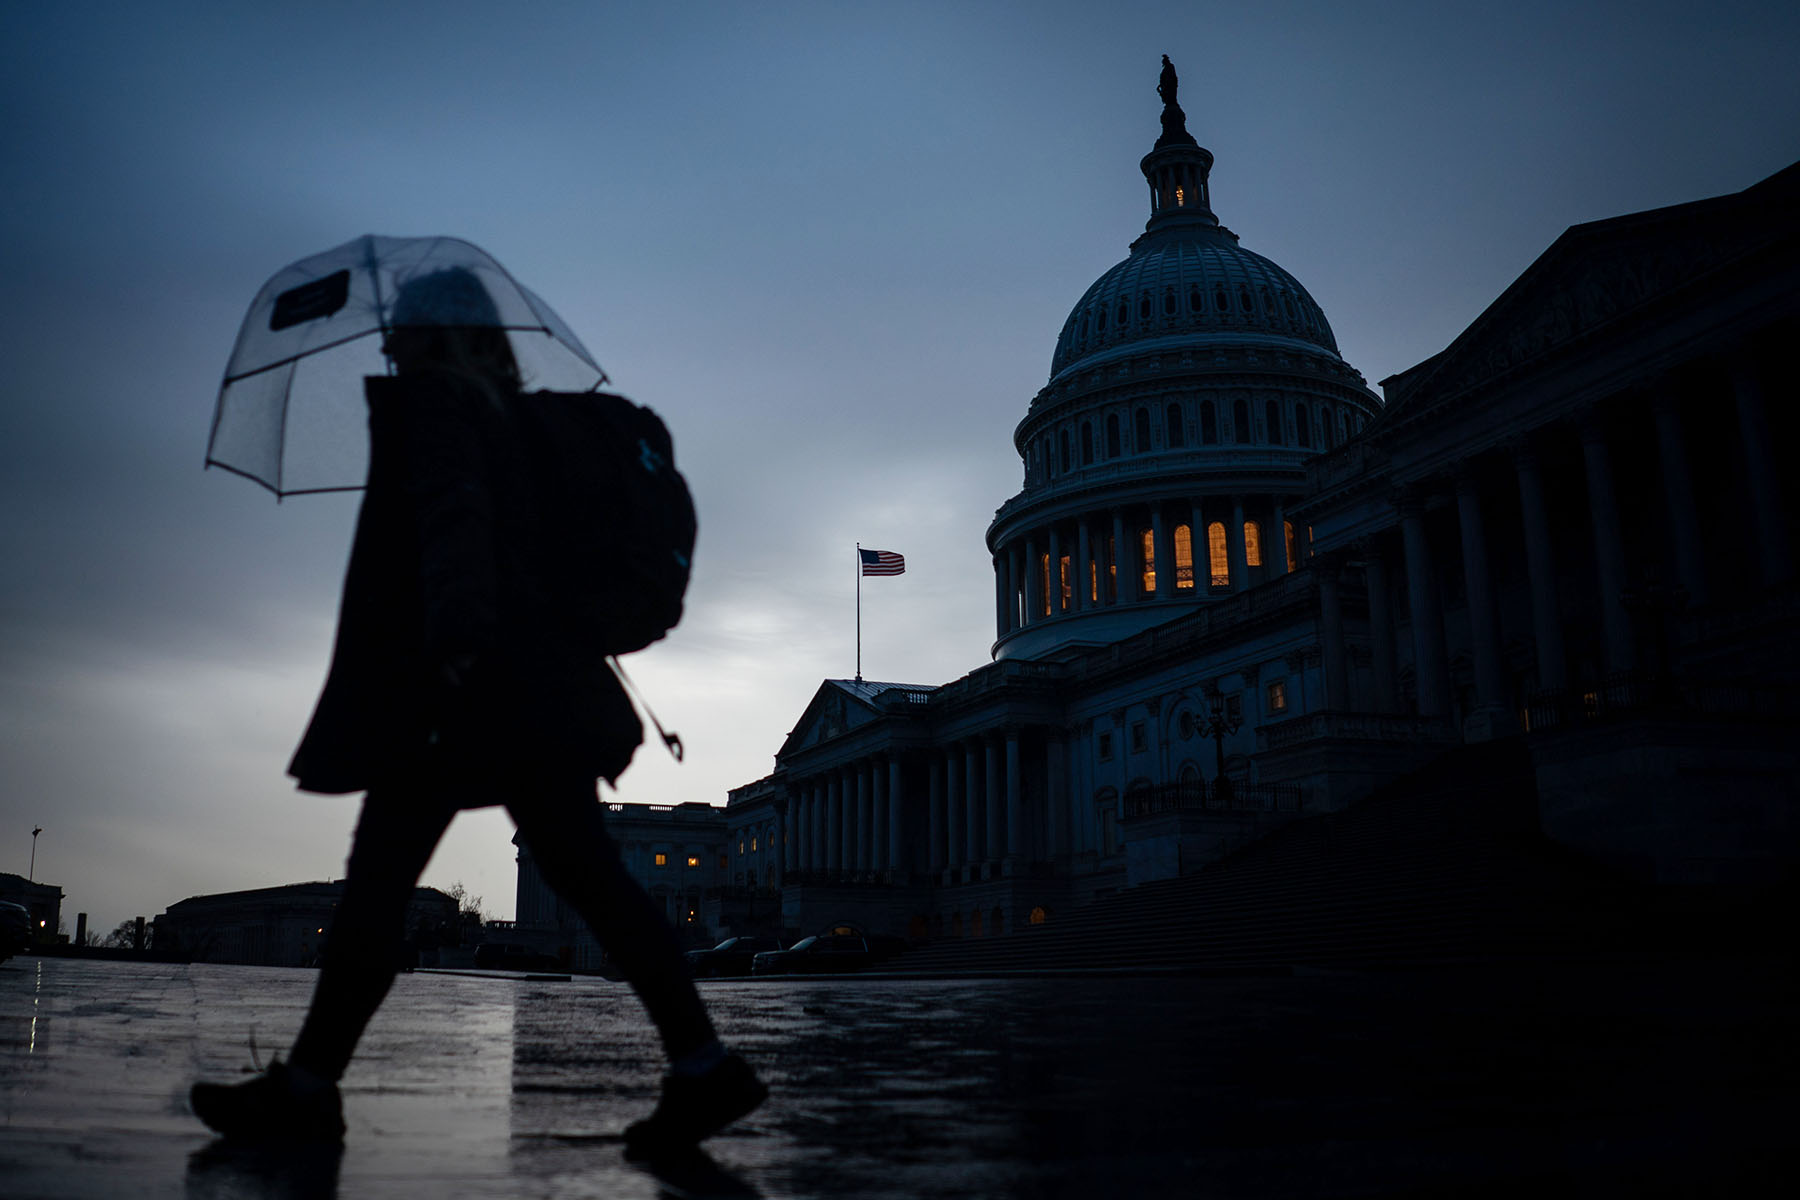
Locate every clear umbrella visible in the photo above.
<box><xmin>206</xmin><ymin>235</ymin><xmax>606</xmax><ymax>497</ymax></box>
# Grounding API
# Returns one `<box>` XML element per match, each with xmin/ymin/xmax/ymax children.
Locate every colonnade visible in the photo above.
<box><xmin>994</xmin><ymin>492</ymin><xmax>1299</xmax><ymax>636</ymax></box>
<box><xmin>784</xmin><ymin>728</ymin><xmax>1077</xmax><ymax>883</ymax></box>
<box><xmin>1309</xmin><ymin>353</ymin><xmax>1789</xmax><ymax>729</ymax></box>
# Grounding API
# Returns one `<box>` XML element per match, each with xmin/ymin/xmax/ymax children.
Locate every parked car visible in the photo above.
<box><xmin>471</xmin><ymin>943</ymin><xmax>564</xmax><ymax>971</ymax></box>
<box><xmin>686</xmin><ymin>936</ymin><xmax>783</xmax><ymax>978</ymax></box>
<box><xmin>0</xmin><ymin>901</ymin><xmax>31</xmax><ymax>964</ymax></box>
<box><xmin>750</xmin><ymin>933</ymin><xmax>909</xmax><ymax>976</ymax></box>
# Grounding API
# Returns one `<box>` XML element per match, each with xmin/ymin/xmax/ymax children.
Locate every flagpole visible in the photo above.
<box><xmin>855</xmin><ymin>543</ymin><xmax>863</xmax><ymax>683</ymax></box>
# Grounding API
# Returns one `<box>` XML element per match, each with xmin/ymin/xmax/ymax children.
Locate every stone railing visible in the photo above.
<box><xmin>1257</xmin><ymin>710</ymin><xmax>1456</xmax><ymax>752</ymax></box>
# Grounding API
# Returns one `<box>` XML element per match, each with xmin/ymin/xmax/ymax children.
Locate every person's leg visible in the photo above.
<box><xmin>192</xmin><ymin>787</ymin><xmax>452</xmax><ymax>1139</ymax></box>
<box><xmin>509</xmin><ymin>780</ymin><xmax>763</xmax><ymax>1153</ymax></box>
<box><xmin>287</xmin><ymin>788</ymin><xmax>455</xmax><ymax>1080</ymax></box>
<box><xmin>508</xmin><ymin>781</ymin><xmax>715</xmax><ymax>1061</ymax></box>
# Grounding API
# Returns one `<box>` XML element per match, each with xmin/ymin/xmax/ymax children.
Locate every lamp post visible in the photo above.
<box><xmin>1201</xmin><ymin>700</ymin><xmax>1242</xmax><ymax>799</ymax></box>
<box><xmin>29</xmin><ymin>826</ymin><xmax>42</xmax><ymax>881</ymax></box>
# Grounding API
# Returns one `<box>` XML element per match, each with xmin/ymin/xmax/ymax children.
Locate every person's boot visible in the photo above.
<box><xmin>623</xmin><ymin>1054</ymin><xmax>766</xmax><ymax>1157</ymax></box>
<box><xmin>190</xmin><ymin>1060</ymin><xmax>345</xmax><ymax>1141</ymax></box>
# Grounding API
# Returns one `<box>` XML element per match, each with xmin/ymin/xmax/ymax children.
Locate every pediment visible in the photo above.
<box><xmin>776</xmin><ymin>681</ymin><xmax>884</xmax><ymax>760</ymax></box>
<box><xmin>1382</xmin><ymin>162</ymin><xmax>1797</xmax><ymax>418</ymax></box>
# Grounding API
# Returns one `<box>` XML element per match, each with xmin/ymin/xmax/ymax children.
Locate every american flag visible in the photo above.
<box><xmin>859</xmin><ymin>548</ymin><xmax>906</xmax><ymax>576</ymax></box>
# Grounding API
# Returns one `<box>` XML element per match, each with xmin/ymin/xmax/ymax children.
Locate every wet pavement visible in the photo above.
<box><xmin>0</xmin><ymin>953</ymin><xmax>1790</xmax><ymax>1197</ymax></box>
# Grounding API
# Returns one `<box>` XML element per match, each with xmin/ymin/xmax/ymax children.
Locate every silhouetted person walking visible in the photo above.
<box><xmin>191</xmin><ymin>267</ymin><xmax>764</xmax><ymax>1154</ymax></box>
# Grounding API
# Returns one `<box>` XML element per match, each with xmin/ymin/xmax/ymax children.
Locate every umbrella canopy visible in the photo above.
<box><xmin>207</xmin><ymin>235</ymin><xmax>606</xmax><ymax>497</ymax></box>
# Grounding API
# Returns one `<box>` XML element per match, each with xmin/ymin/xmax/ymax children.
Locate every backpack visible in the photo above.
<box><xmin>508</xmin><ymin>390</ymin><xmax>696</xmax><ymax>658</ymax></box>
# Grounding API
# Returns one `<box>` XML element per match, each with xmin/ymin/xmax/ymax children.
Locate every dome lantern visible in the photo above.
<box><xmin>1140</xmin><ymin>56</ymin><xmax>1219</xmax><ymax>236</ymax></box>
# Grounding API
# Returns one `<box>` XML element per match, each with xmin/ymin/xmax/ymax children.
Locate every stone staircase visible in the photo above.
<box><xmin>882</xmin><ymin>738</ymin><xmax>1640</xmax><ymax>976</ymax></box>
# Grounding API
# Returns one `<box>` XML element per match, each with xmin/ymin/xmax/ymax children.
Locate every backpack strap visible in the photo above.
<box><xmin>607</xmin><ymin>657</ymin><xmax>684</xmax><ymax>762</ymax></box>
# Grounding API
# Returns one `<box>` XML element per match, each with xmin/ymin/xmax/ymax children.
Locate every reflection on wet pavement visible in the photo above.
<box><xmin>0</xmin><ymin>956</ymin><xmax>1790</xmax><ymax>1197</ymax></box>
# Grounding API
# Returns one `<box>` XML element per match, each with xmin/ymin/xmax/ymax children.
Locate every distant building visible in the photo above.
<box><xmin>154</xmin><ymin>881</ymin><xmax>458</xmax><ymax>967</ymax></box>
<box><xmin>711</xmin><ymin>71</ymin><xmax>1797</xmax><ymax>945</ymax></box>
<box><xmin>512</xmin><ymin>800</ymin><xmax>728</xmax><ymax>968</ymax></box>
<box><xmin>0</xmin><ymin>872</ymin><xmax>63</xmax><ymax>943</ymax></box>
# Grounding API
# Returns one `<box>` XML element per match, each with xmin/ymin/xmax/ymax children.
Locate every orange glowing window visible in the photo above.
<box><xmin>1139</xmin><ymin>528</ymin><xmax>1156</xmax><ymax>594</ymax></box>
<box><xmin>1174</xmin><ymin>524</ymin><xmax>1194</xmax><ymax>590</ymax></box>
<box><xmin>1207</xmin><ymin>522</ymin><xmax>1229</xmax><ymax>587</ymax></box>
<box><xmin>1059</xmin><ymin>554</ymin><xmax>1072</xmax><ymax>611</ymax></box>
<box><xmin>1284</xmin><ymin>521</ymin><xmax>1298</xmax><ymax>573</ymax></box>
<box><xmin>1244</xmin><ymin>521</ymin><xmax>1263</xmax><ymax>568</ymax></box>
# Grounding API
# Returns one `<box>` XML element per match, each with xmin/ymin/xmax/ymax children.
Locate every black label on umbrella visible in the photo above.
<box><xmin>270</xmin><ymin>269</ymin><xmax>351</xmax><ymax>331</ymax></box>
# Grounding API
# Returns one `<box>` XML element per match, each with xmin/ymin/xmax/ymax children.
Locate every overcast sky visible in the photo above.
<box><xmin>4</xmin><ymin>1</ymin><xmax>1796</xmax><ymax>934</ymax></box>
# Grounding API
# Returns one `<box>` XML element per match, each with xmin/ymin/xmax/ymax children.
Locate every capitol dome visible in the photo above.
<box><xmin>985</xmin><ymin>58</ymin><xmax>1382</xmax><ymax>663</ymax></box>
<box><xmin>1049</xmin><ymin>229</ymin><xmax>1341</xmax><ymax>380</ymax></box>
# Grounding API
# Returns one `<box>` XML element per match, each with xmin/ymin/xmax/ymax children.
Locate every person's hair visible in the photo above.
<box><xmin>386</xmin><ymin>267</ymin><xmax>522</xmax><ymax>394</ymax></box>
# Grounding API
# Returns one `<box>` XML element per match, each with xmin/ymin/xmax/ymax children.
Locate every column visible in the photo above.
<box><xmin>1075</xmin><ymin>518</ymin><xmax>1092</xmax><ymax>612</ymax></box>
<box><xmin>783</xmin><ymin>791</ymin><xmax>798</xmax><ymax>874</ymax></box>
<box><xmin>855</xmin><ymin>761</ymin><xmax>872</xmax><ymax>873</ymax></box>
<box><xmin>872</xmin><ymin>756</ymin><xmax>889</xmax><ymax>873</ymax></box>
<box><xmin>1045</xmin><ymin>733</ymin><xmax>1067</xmax><ymax>860</ymax></box>
<box><xmin>1229</xmin><ymin>495</ymin><xmax>1249</xmax><ymax>592</ymax></box>
<box><xmin>1152</xmin><ymin>504</ymin><xmax>1171</xmax><ymax>599</ymax></box>
<box><xmin>928</xmin><ymin>750</ymin><xmax>946</xmax><ymax>873</ymax></box>
<box><xmin>1319</xmin><ymin>561</ymin><xmax>1349</xmax><ymax>709</ymax></box>
<box><xmin>1111</xmin><ymin>510</ymin><xmax>1127</xmax><ymax>603</ymax></box>
<box><xmin>1048</xmin><ymin>526</ymin><xmax>1064</xmax><ymax>615</ymax></box>
<box><xmin>985</xmin><ymin>735</ymin><xmax>1004</xmax><ymax>871</ymax></box>
<box><xmin>887</xmin><ymin>755</ymin><xmax>905</xmax><ymax>872</ymax></box>
<box><xmin>964</xmin><ymin>741</ymin><xmax>983</xmax><ymax>867</ymax></box>
<box><xmin>1513</xmin><ymin>445</ymin><xmax>1567</xmax><ymax>691</ymax></box>
<box><xmin>993</xmin><ymin>557</ymin><xmax>1009</xmax><ymax>638</ymax></box>
<box><xmin>1190</xmin><ymin>498</ymin><xmax>1208</xmax><ymax>588</ymax></box>
<box><xmin>1007</xmin><ymin>545</ymin><xmax>1022</xmax><ymax>633</ymax></box>
<box><xmin>826</xmin><ymin>773</ymin><xmax>842</xmax><ymax>873</ymax></box>
<box><xmin>1399</xmin><ymin>493</ymin><xmax>1448</xmax><ymax>716</ymax></box>
<box><xmin>1023</xmin><ymin>534</ymin><xmax>1041</xmax><ymax>623</ymax></box>
<box><xmin>1731</xmin><ymin>358</ymin><xmax>1793</xmax><ymax>586</ymax></box>
<box><xmin>1580</xmin><ymin>417</ymin><xmax>1635</xmax><ymax>674</ymax></box>
<box><xmin>1272</xmin><ymin>497</ymin><xmax>1290</xmax><ymax>574</ymax></box>
<box><xmin>1651</xmin><ymin>387</ymin><xmax>1706</xmax><ymax>606</ymax></box>
<box><xmin>1004</xmin><ymin>729</ymin><xmax>1023</xmax><ymax>863</ymax></box>
<box><xmin>812</xmin><ymin>780</ymin><xmax>827</xmax><ymax>873</ymax></box>
<box><xmin>1364</xmin><ymin>550</ymin><xmax>1398</xmax><ymax>711</ymax></box>
<box><xmin>945</xmin><ymin>747</ymin><xmax>965</xmax><ymax>875</ymax></box>
<box><xmin>1456</xmin><ymin>471</ymin><xmax>1512</xmax><ymax>737</ymax></box>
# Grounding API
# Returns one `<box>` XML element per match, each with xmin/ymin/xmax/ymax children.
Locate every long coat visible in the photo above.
<box><xmin>288</xmin><ymin>375</ymin><xmax>642</xmax><ymax>797</ymax></box>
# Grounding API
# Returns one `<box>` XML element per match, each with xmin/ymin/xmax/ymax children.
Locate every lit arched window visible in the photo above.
<box><xmin>1106</xmin><ymin>413</ymin><xmax>1121</xmax><ymax>457</ymax></box>
<box><xmin>1139</xmin><ymin>527</ymin><xmax>1156</xmax><ymax>594</ymax></box>
<box><xmin>1059</xmin><ymin>553</ymin><xmax>1072</xmax><ymax>613</ymax></box>
<box><xmin>1134</xmin><ymin>407</ymin><xmax>1152</xmax><ymax>453</ymax></box>
<box><xmin>1284</xmin><ymin>521</ymin><xmax>1297</xmax><ymax>573</ymax></box>
<box><xmin>1029</xmin><ymin>906</ymin><xmax>1048</xmax><ymax>925</ymax></box>
<box><xmin>1040</xmin><ymin>552</ymin><xmax>1052</xmax><ymax>616</ymax></box>
<box><xmin>1233</xmin><ymin>398</ymin><xmax>1249</xmax><ymax>444</ymax></box>
<box><xmin>1173</xmin><ymin>523</ymin><xmax>1194</xmax><ymax>590</ymax></box>
<box><xmin>1166</xmin><ymin>402</ymin><xmax>1184</xmax><ymax>447</ymax></box>
<box><xmin>1266</xmin><ymin>399</ymin><xmax>1283</xmax><ymax>445</ymax></box>
<box><xmin>1200</xmin><ymin>401</ymin><xmax>1218</xmax><ymax>444</ymax></box>
<box><xmin>1106</xmin><ymin>533</ymin><xmax>1118</xmax><ymax>601</ymax></box>
<box><xmin>1208</xmin><ymin>521</ymin><xmax>1230</xmax><ymax>587</ymax></box>
<box><xmin>1244</xmin><ymin>521</ymin><xmax>1263</xmax><ymax>568</ymax></box>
